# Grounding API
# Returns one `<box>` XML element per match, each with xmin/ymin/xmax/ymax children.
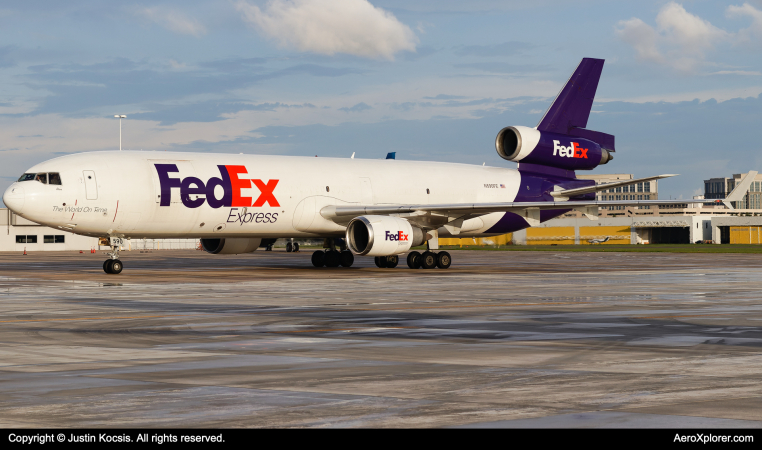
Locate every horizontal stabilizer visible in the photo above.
<box><xmin>723</xmin><ymin>171</ymin><xmax>758</xmax><ymax>209</ymax></box>
<box><xmin>537</xmin><ymin>58</ymin><xmax>604</xmax><ymax>134</ymax></box>
<box><xmin>551</xmin><ymin>174</ymin><xmax>677</xmax><ymax>199</ymax></box>
<box><xmin>568</xmin><ymin>128</ymin><xmax>615</xmax><ymax>152</ymax></box>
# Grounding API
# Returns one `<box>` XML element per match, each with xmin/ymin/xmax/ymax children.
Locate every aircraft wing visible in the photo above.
<box><xmin>321</xmin><ymin>198</ymin><xmax>722</xmax><ymax>230</ymax></box>
<box><xmin>551</xmin><ymin>174</ymin><xmax>678</xmax><ymax>199</ymax></box>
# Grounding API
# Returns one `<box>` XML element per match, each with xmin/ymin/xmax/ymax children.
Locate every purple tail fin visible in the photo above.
<box><xmin>535</xmin><ymin>58</ymin><xmax>614</xmax><ymax>151</ymax></box>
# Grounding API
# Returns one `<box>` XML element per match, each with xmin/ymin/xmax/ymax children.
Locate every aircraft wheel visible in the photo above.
<box><xmin>385</xmin><ymin>255</ymin><xmax>399</xmax><ymax>268</ymax></box>
<box><xmin>293</xmin><ymin>243</ymin><xmax>300</xmax><ymax>252</ymax></box>
<box><xmin>420</xmin><ymin>251</ymin><xmax>437</xmax><ymax>269</ymax></box>
<box><xmin>103</xmin><ymin>260</ymin><xmax>112</xmax><ymax>274</ymax></box>
<box><xmin>325</xmin><ymin>250</ymin><xmax>340</xmax><ymax>267</ymax></box>
<box><xmin>311</xmin><ymin>251</ymin><xmax>325</xmax><ymax>267</ymax></box>
<box><xmin>286</xmin><ymin>242</ymin><xmax>293</xmax><ymax>252</ymax></box>
<box><xmin>110</xmin><ymin>260</ymin><xmax>123</xmax><ymax>274</ymax></box>
<box><xmin>406</xmin><ymin>251</ymin><xmax>421</xmax><ymax>269</ymax></box>
<box><xmin>374</xmin><ymin>256</ymin><xmax>387</xmax><ymax>268</ymax></box>
<box><xmin>436</xmin><ymin>251</ymin><xmax>451</xmax><ymax>269</ymax></box>
<box><xmin>340</xmin><ymin>251</ymin><xmax>354</xmax><ymax>267</ymax></box>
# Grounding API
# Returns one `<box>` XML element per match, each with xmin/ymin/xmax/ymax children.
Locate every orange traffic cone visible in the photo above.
<box><xmin>23</xmin><ymin>247</ymin><xmax>27</xmax><ymax>255</ymax></box>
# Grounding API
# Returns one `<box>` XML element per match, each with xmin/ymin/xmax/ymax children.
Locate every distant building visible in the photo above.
<box><xmin>704</xmin><ymin>172</ymin><xmax>762</xmax><ymax>209</ymax></box>
<box><xmin>576</xmin><ymin>173</ymin><xmax>658</xmax><ymax>211</ymax></box>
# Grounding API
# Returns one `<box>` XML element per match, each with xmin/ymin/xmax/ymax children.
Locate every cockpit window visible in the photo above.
<box><xmin>17</xmin><ymin>172</ymin><xmax>62</xmax><ymax>185</ymax></box>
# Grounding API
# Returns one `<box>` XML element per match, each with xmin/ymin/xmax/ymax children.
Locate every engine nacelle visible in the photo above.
<box><xmin>346</xmin><ymin>215</ymin><xmax>425</xmax><ymax>256</ymax></box>
<box><xmin>496</xmin><ymin>125</ymin><xmax>613</xmax><ymax>170</ymax></box>
<box><xmin>201</xmin><ymin>238</ymin><xmax>262</xmax><ymax>255</ymax></box>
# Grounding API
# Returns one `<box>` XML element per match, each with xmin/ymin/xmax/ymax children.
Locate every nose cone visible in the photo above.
<box><xmin>3</xmin><ymin>185</ymin><xmax>24</xmax><ymax>214</ymax></box>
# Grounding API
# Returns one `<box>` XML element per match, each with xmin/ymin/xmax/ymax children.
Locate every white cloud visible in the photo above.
<box><xmin>616</xmin><ymin>18</ymin><xmax>664</xmax><ymax>65</ymax></box>
<box><xmin>617</xmin><ymin>3</ymin><xmax>762</xmax><ymax>73</ymax></box>
<box><xmin>656</xmin><ymin>2</ymin><xmax>728</xmax><ymax>54</ymax></box>
<box><xmin>236</xmin><ymin>0</ymin><xmax>417</xmax><ymax>59</ymax></box>
<box><xmin>709</xmin><ymin>70</ymin><xmax>762</xmax><ymax>75</ymax></box>
<box><xmin>138</xmin><ymin>7</ymin><xmax>207</xmax><ymax>37</ymax></box>
<box><xmin>598</xmin><ymin>85</ymin><xmax>762</xmax><ymax>103</ymax></box>
<box><xmin>616</xmin><ymin>2</ymin><xmax>729</xmax><ymax>73</ymax></box>
<box><xmin>727</xmin><ymin>3</ymin><xmax>762</xmax><ymax>45</ymax></box>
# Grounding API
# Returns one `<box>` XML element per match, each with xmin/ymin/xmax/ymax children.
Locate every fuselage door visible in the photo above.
<box><xmin>83</xmin><ymin>170</ymin><xmax>98</xmax><ymax>200</ymax></box>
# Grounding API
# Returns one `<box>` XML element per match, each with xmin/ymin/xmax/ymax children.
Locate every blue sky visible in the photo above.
<box><xmin>1</xmin><ymin>0</ymin><xmax>762</xmax><ymax>203</ymax></box>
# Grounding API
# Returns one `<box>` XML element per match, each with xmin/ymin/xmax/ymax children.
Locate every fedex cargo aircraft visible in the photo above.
<box><xmin>1</xmin><ymin>58</ymin><xmax>718</xmax><ymax>274</ymax></box>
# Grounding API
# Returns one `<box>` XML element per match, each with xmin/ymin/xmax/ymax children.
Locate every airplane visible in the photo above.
<box><xmin>587</xmin><ymin>236</ymin><xmax>610</xmax><ymax>244</ymax></box>
<box><xmin>2</xmin><ymin>58</ymin><xmax>723</xmax><ymax>274</ymax></box>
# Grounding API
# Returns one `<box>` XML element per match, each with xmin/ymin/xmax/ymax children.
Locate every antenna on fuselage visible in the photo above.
<box><xmin>114</xmin><ymin>115</ymin><xmax>126</xmax><ymax>151</ymax></box>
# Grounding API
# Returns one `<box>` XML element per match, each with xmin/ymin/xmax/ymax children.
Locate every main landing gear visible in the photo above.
<box><xmin>311</xmin><ymin>238</ymin><xmax>353</xmax><ymax>268</ymax></box>
<box><xmin>312</xmin><ymin>250</ymin><xmax>354</xmax><ymax>268</ymax></box>
<box><xmin>285</xmin><ymin>238</ymin><xmax>300</xmax><ymax>253</ymax></box>
<box><xmin>405</xmin><ymin>251</ymin><xmax>451</xmax><ymax>269</ymax></box>
<box><xmin>103</xmin><ymin>245</ymin><xmax>123</xmax><ymax>275</ymax></box>
<box><xmin>310</xmin><ymin>237</ymin><xmax>452</xmax><ymax>270</ymax></box>
<box><xmin>374</xmin><ymin>255</ymin><xmax>399</xmax><ymax>268</ymax></box>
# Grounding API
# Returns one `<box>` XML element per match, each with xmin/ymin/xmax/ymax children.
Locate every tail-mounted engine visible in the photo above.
<box><xmin>496</xmin><ymin>125</ymin><xmax>613</xmax><ymax>171</ymax></box>
<box><xmin>201</xmin><ymin>238</ymin><xmax>262</xmax><ymax>254</ymax></box>
<box><xmin>346</xmin><ymin>215</ymin><xmax>426</xmax><ymax>256</ymax></box>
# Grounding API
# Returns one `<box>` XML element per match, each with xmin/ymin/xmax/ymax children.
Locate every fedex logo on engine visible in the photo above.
<box><xmin>385</xmin><ymin>231</ymin><xmax>409</xmax><ymax>241</ymax></box>
<box><xmin>155</xmin><ymin>164</ymin><xmax>279</xmax><ymax>209</ymax></box>
<box><xmin>553</xmin><ymin>140</ymin><xmax>588</xmax><ymax>159</ymax></box>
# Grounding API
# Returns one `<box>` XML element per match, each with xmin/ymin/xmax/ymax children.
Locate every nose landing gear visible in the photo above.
<box><xmin>103</xmin><ymin>243</ymin><xmax>123</xmax><ymax>274</ymax></box>
<box><xmin>103</xmin><ymin>259</ymin><xmax>123</xmax><ymax>274</ymax></box>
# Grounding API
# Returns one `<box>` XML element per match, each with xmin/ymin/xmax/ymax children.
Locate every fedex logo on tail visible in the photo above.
<box><xmin>155</xmin><ymin>164</ymin><xmax>279</xmax><ymax>209</ymax></box>
<box><xmin>553</xmin><ymin>140</ymin><xmax>588</xmax><ymax>159</ymax></box>
<box><xmin>385</xmin><ymin>231</ymin><xmax>409</xmax><ymax>241</ymax></box>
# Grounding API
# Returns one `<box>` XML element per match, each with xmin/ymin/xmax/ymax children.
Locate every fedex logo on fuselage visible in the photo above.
<box><xmin>385</xmin><ymin>231</ymin><xmax>409</xmax><ymax>241</ymax></box>
<box><xmin>155</xmin><ymin>164</ymin><xmax>279</xmax><ymax>209</ymax></box>
<box><xmin>553</xmin><ymin>140</ymin><xmax>588</xmax><ymax>159</ymax></box>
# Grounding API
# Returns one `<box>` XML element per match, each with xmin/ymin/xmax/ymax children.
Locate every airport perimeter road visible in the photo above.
<box><xmin>2</xmin><ymin>249</ymin><xmax>762</xmax><ymax>428</ymax></box>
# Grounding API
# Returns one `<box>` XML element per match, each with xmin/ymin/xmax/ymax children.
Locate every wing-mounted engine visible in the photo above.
<box><xmin>495</xmin><ymin>126</ymin><xmax>613</xmax><ymax>171</ymax></box>
<box><xmin>346</xmin><ymin>215</ymin><xmax>426</xmax><ymax>256</ymax></box>
<box><xmin>201</xmin><ymin>238</ymin><xmax>262</xmax><ymax>254</ymax></box>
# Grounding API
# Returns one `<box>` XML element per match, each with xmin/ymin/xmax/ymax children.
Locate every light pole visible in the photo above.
<box><xmin>114</xmin><ymin>115</ymin><xmax>126</xmax><ymax>151</ymax></box>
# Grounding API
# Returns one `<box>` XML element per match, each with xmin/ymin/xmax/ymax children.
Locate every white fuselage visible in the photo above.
<box><xmin>3</xmin><ymin>151</ymin><xmax>525</xmax><ymax>239</ymax></box>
